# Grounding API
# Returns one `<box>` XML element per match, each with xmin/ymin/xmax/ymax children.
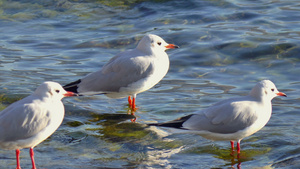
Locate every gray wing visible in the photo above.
<box><xmin>77</xmin><ymin>49</ymin><xmax>154</xmax><ymax>93</ymax></box>
<box><xmin>182</xmin><ymin>98</ymin><xmax>258</xmax><ymax>134</ymax></box>
<box><xmin>0</xmin><ymin>97</ymin><xmax>50</xmax><ymax>142</ymax></box>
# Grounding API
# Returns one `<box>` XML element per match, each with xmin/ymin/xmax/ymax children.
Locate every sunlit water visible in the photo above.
<box><xmin>0</xmin><ymin>0</ymin><xmax>299</xmax><ymax>168</ymax></box>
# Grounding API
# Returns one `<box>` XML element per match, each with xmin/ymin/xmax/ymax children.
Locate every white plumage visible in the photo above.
<box><xmin>150</xmin><ymin>80</ymin><xmax>287</xmax><ymax>153</ymax></box>
<box><xmin>63</xmin><ymin>34</ymin><xmax>178</xmax><ymax>110</ymax></box>
<box><xmin>0</xmin><ymin>81</ymin><xmax>76</xmax><ymax>169</ymax></box>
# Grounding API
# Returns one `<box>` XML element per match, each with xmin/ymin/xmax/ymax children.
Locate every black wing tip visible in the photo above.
<box><xmin>148</xmin><ymin>114</ymin><xmax>194</xmax><ymax>129</ymax></box>
<box><xmin>148</xmin><ymin>123</ymin><xmax>183</xmax><ymax>129</ymax></box>
<box><xmin>63</xmin><ymin>79</ymin><xmax>81</xmax><ymax>93</ymax></box>
<box><xmin>148</xmin><ymin>123</ymin><xmax>160</xmax><ymax>126</ymax></box>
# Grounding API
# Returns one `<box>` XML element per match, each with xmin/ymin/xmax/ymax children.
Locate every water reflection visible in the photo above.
<box><xmin>146</xmin><ymin>122</ymin><xmax>276</xmax><ymax>169</ymax></box>
<box><xmin>144</xmin><ymin>146</ymin><xmax>184</xmax><ymax>168</ymax></box>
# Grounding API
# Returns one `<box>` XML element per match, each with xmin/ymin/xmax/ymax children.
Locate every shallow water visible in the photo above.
<box><xmin>0</xmin><ymin>0</ymin><xmax>299</xmax><ymax>168</ymax></box>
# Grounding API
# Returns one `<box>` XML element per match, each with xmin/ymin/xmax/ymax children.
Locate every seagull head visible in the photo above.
<box><xmin>250</xmin><ymin>80</ymin><xmax>287</xmax><ymax>101</ymax></box>
<box><xmin>137</xmin><ymin>34</ymin><xmax>179</xmax><ymax>54</ymax></box>
<box><xmin>34</xmin><ymin>81</ymin><xmax>77</xmax><ymax>100</ymax></box>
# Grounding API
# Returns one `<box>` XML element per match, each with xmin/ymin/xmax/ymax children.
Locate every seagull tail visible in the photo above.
<box><xmin>148</xmin><ymin>114</ymin><xmax>193</xmax><ymax>129</ymax></box>
<box><xmin>63</xmin><ymin>79</ymin><xmax>81</xmax><ymax>93</ymax></box>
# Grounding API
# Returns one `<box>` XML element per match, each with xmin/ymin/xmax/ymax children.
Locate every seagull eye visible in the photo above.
<box><xmin>271</xmin><ymin>89</ymin><xmax>275</xmax><ymax>92</ymax></box>
<box><xmin>157</xmin><ymin>42</ymin><xmax>162</xmax><ymax>46</ymax></box>
<box><xmin>55</xmin><ymin>90</ymin><xmax>60</xmax><ymax>93</ymax></box>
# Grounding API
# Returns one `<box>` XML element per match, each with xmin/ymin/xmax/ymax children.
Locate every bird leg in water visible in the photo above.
<box><xmin>16</xmin><ymin>149</ymin><xmax>21</xmax><ymax>169</ymax></box>
<box><xmin>230</xmin><ymin>141</ymin><xmax>235</xmax><ymax>156</ymax></box>
<box><xmin>230</xmin><ymin>140</ymin><xmax>241</xmax><ymax>154</ymax></box>
<box><xmin>30</xmin><ymin>148</ymin><xmax>36</xmax><ymax>169</ymax></box>
<box><xmin>128</xmin><ymin>96</ymin><xmax>132</xmax><ymax>107</ymax></box>
<box><xmin>230</xmin><ymin>141</ymin><xmax>242</xmax><ymax>169</ymax></box>
<box><xmin>230</xmin><ymin>141</ymin><xmax>235</xmax><ymax>152</ymax></box>
<box><xmin>132</xmin><ymin>97</ymin><xmax>136</xmax><ymax>110</ymax></box>
<box><xmin>127</xmin><ymin>96</ymin><xmax>137</xmax><ymax>111</ymax></box>
<box><xmin>237</xmin><ymin>141</ymin><xmax>241</xmax><ymax>154</ymax></box>
<box><xmin>128</xmin><ymin>96</ymin><xmax>134</xmax><ymax>109</ymax></box>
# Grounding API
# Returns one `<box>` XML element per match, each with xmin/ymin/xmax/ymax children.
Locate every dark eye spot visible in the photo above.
<box><xmin>271</xmin><ymin>88</ymin><xmax>274</xmax><ymax>92</ymax></box>
<box><xmin>55</xmin><ymin>90</ymin><xmax>60</xmax><ymax>93</ymax></box>
<box><xmin>157</xmin><ymin>42</ymin><xmax>161</xmax><ymax>46</ymax></box>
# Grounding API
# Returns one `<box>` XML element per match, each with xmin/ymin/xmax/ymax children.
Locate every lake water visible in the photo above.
<box><xmin>0</xmin><ymin>0</ymin><xmax>299</xmax><ymax>168</ymax></box>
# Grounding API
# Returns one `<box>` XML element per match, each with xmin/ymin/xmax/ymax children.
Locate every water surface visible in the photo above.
<box><xmin>0</xmin><ymin>0</ymin><xmax>299</xmax><ymax>168</ymax></box>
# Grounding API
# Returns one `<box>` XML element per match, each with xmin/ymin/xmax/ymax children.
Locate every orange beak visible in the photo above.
<box><xmin>276</xmin><ymin>92</ymin><xmax>287</xmax><ymax>97</ymax></box>
<box><xmin>63</xmin><ymin>91</ymin><xmax>78</xmax><ymax>97</ymax></box>
<box><xmin>165</xmin><ymin>44</ymin><xmax>179</xmax><ymax>49</ymax></box>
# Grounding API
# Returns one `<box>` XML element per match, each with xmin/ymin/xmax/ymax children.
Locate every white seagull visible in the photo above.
<box><xmin>149</xmin><ymin>80</ymin><xmax>286</xmax><ymax>153</ymax></box>
<box><xmin>0</xmin><ymin>81</ymin><xmax>76</xmax><ymax>169</ymax></box>
<box><xmin>63</xmin><ymin>34</ymin><xmax>178</xmax><ymax>111</ymax></box>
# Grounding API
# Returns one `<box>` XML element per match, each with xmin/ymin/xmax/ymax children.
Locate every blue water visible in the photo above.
<box><xmin>0</xmin><ymin>0</ymin><xmax>299</xmax><ymax>168</ymax></box>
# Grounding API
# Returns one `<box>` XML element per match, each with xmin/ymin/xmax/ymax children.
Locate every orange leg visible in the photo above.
<box><xmin>131</xmin><ymin>97</ymin><xmax>136</xmax><ymax>110</ymax></box>
<box><xmin>30</xmin><ymin>148</ymin><xmax>36</xmax><ymax>169</ymax></box>
<box><xmin>128</xmin><ymin>96</ymin><xmax>136</xmax><ymax>121</ymax></box>
<box><xmin>237</xmin><ymin>141</ymin><xmax>241</xmax><ymax>154</ymax></box>
<box><xmin>230</xmin><ymin>141</ymin><xmax>235</xmax><ymax>151</ymax></box>
<box><xmin>230</xmin><ymin>141</ymin><xmax>235</xmax><ymax>156</ymax></box>
<box><xmin>128</xmin><ymin>96</ymin><xmax>132</xmax><ymax>107</ymax></box>
<box><xmin>230</xmin><ymin>141</ymin><xmax>242</xmax><ymax>169</ymax></box>
<box><xmin>16</xmin><ymin>149</ymin><xmax>21</xmax><ymax>169</ymax></box>
<box><xmin>230</xmin><ymin>140</ymin><xmax>241</xmax><ymax>154</ymax></box>
<box><xmin>127</xmin><ymin>96</ymin><xmax>137</xmax><ymax>111</ymax></box>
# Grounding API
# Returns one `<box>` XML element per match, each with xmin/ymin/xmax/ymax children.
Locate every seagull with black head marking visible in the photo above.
<box><xmin>64</xmin><ymin>34</ymin><xmax>179</xmax><ymax>111</ymax></box>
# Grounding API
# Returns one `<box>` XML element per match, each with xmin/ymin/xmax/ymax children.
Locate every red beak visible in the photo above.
<box><xmin>63</xmin><ymin>91</ymin><xmax>78</xmax><ymax>97</ymax></box>
<box><xmin>165</xmin><ymin>44</ymin><xmax>179</xmax><ymax>49</ymax></box>
<box><xmin>276</xmin><ymin>92</ymin><xmax>287</xmax><ymax>97</ymax></box>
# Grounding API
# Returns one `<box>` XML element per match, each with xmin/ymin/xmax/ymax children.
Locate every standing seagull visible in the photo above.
<box><xmin>63</xmin><ymin>34</ymin><xmax>179</xmax><ymax>111</ymax></box>
<box><xmin>149</xmin><ymin>80</ymin><xmax>286</xmax><ymax>154</ymax></box>
<box><xmin>0</xmin><ymin>82</ymin><xmax>76</xmax><ymax>169</ymax></box>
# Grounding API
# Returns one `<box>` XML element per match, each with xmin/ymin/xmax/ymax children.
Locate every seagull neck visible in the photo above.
<box><xmin>249</xmin><ymin>92</ymin><xmax>263</xmax><ymax>102</ymax></box>
<box><xmin>250</xmin><ymin>94</ymin><xmax>272</xmax><ymax>105</ymax></box>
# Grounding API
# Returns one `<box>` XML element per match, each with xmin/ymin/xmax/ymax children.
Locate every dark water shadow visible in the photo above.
<box><xmin>182</xmin><ymin>144</ymin><xmax>271</xmax><ymax>169</ymax></box>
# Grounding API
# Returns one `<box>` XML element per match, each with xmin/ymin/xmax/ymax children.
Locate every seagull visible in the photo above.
<box><xmin>0</xmin><ymin>81</ymin><xmax>76</xmax><ymax>169</ymax></box>
<box><xmin>63</xmin><ymin>34</ymin><xmax>179</xmax><ymax>111</ymax></box>
<box><xmin>149</xmin><ymin>80</ymin><xmax>287</xmax><ymax>154</ymax></box>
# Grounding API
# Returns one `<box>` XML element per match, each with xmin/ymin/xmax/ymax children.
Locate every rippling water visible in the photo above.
<box><xmin>0</xmin><ymin>0</ymin><xmax>299</xmax><ymax>168</ymax></box>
